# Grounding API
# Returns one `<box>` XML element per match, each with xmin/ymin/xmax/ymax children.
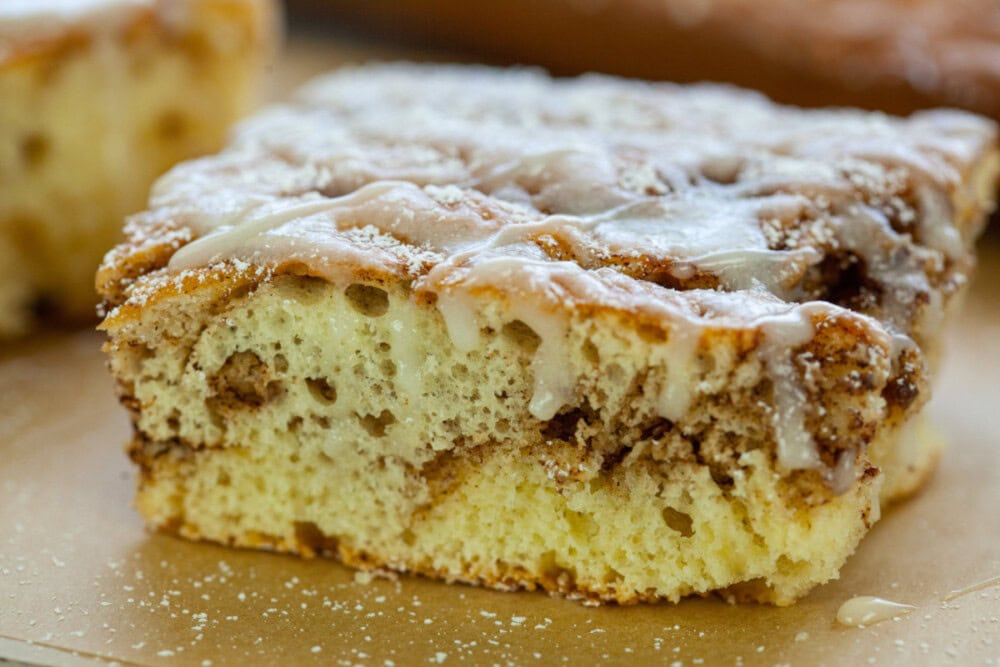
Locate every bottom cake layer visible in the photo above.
<box><xmin>131</xmin><ymin>420</ymin><xmax>939</xmax><ymax>606</ymax></box>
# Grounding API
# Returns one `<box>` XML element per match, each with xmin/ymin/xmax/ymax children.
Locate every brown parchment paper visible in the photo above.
<box><xmin>1</xmin><ymin>31</ymin><xmax>999</xmax><ymax>667</ymax></box>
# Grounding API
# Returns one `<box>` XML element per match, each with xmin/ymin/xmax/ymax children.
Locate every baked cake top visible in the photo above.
<box><xmin>98</xmin><ymin>65</ymin><xmax>998</xmax><ymax>471</ymax></box>
<box><xmin>101</xmin><ymin>64</ymin><xmax>997</xmax><ymax>331</ymax></box>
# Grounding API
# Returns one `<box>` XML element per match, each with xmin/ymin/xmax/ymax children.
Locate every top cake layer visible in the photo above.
<box><xmin>100</xmin><ymin>65</ymin><xmax>998</xmax><ymax>342</ymax></box>
<box><xmin>98</xmin><ymin>64</ymin><xmax>999</xmax><ymax>478</ymax></box>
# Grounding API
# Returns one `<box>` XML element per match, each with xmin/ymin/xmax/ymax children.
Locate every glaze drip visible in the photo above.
<box><xmin>836</xmin><ymin>596</ymin><xmax>916</xmax><ymax>627</ymax></box>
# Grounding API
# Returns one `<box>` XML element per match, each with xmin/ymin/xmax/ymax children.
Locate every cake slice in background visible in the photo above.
<box><xmin>98</xmin><ymin>65</ymin><xmax>998</xmax><ymax>605</ymax></box>
<box><xmin>287</xmin><ymin>0</ymin><xmax>1000</xmax><ymax>122</ymax></box>
<box><xmin>0</xmin><ymin>0</ymin><xmax>278</xmax><ymax>339</ymax></box>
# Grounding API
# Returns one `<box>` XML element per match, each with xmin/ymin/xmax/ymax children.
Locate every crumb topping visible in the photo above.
<box><xmin>104</xmin><ymin>64</ymin><xmax>995</xmax><ymax>343</ymax></box>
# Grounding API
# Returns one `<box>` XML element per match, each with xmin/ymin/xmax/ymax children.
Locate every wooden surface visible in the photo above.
<box><xmin>1</xmin><ymin>31</ymin><xmax>999</xmax><ymax>667</ymax></box>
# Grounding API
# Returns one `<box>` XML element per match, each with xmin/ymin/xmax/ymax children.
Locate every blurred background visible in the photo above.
<box><xmin>285</xmin><ymin>0</ymin><xmax>1000</xmax><ymax>121</ymax></box>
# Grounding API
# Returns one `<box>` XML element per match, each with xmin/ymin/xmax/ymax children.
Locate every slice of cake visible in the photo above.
<box><xmin>97</xmin><ymin>65</ymin><xmax>998</xmax><ymax>605</ymax></box>
<box><xmin>0</xmin><ymin>0</ymin><xmax>278</xmax><ymax>339</ymax></box>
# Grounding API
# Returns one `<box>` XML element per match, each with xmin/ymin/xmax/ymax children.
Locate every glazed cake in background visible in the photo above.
<box><xmin>99</xmin><ymin>65</ymin><xmax>998</xmax><ymax>605</ymax></box>
<box><xmin>290</xmin><ymin>0</ymin><xmax>1000</xmax><ymax>122</ymax></box>
<box><xmin>0</xmin><ymin>0</ymin><xmax>278</xmax><ymax>339</ymax></box>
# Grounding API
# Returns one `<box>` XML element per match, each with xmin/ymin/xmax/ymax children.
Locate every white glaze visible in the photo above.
<box><xmin>943</xmin><ymin>575</ymin><xmax>1000</xmax><ymax>602</ymax></box>
<box><xmin>836</xmin><ymin>596</ymin><xmax>916</xmax><ymax>627</ymax></box>
<box><xmin>433</xmin><ymin>254</ymin><xmax>583</xmax><ymax>422</ymax></box>
<box><xmin>835</xmin><ymin>203</ymin><xmax>939</xmax><ymax>336</ymax></box>
<box><xmin>655</xmin><ymin>325</ymin><xmax>700</xmax><ymax>423</ymax></box>
<box><xmin>826</xmin><ymin>447</ymin><xmax>860</xmax><ymax>495</ymax></box>
<box><xmin>519</xmin><ymin>306</ymin><xmax>574</xmax><ymax>422</ymax></box>
<box><xmin>758</xmin><ymin>305</ymin><xmax>824</xmax><ymax>470</ymax></box>
<box><xmin>436</xmin><ymin>290</ymin><xmax>483</xmax><ymax>354</ymax></box>
<box><xmin>388</xmin><ymin>305</ymin><xmax>423</xmax><ymax>403</ymax></box>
